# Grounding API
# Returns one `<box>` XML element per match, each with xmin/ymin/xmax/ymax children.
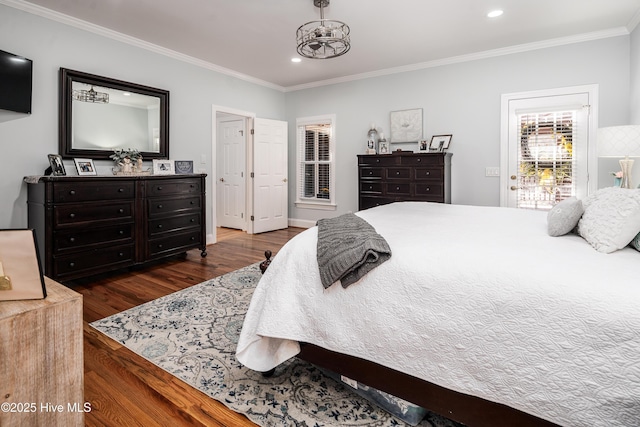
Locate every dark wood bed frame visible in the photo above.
<box><xmin>259</xmin><ymin>251</ymin><xmax>560</xmax><ymax>427</ymax></box>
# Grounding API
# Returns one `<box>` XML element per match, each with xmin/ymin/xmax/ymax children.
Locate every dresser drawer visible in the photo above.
<box><xmin>360</xmin><ymin>167</ymin><xmax>384</xmax><ymax>179</ymax></box>
<box><xmin>414</xmin><ymin>167</ymin><xmax>444</xmax><ymax>180</ymax></box>
<box><xmin>148</xmin><ymin>213</ymin><xmax>201</xmax><ymax>237</ymax></box>
<box><xmin>147</xmin><ymin>178</ymin><xmax>202</xmax><ymax>197</ymax></box>
<box><xmin>147</xmin><ymin>196</ymin><xmax>201</xmax><ymax>217</ymax></box>
<box><xmin>402</xmin><ymin>155</ymin><xmax>443</xmax><ymax>166</ymax></box>
<box><xmin>386</xmin><ymin>168</ymin><xmax>411</xmax><ymax>180</ymax></box>
<box><xmin>148</xmin><ymin>230</ymin><xmax>202</xmax><ymax>258</ymax></box>
<box><xmin>54</xmin><ymin>224</ymin><xmax>134</xmax><ymax>252</ymax></box>
<box><xmin>53</xmin><ymin>244</ymin><xmax>134</xmax><ymax>278</ymax></box>
<box><xmin>358</xmin><ymin>156</ymin><xmax>397</xmax><ymax>166</ymax></box>
<box><xmin>414</xmin><ymin>182</ymin><xmax>444</xmax><ymax>198</ymax></box>
<box><xmin>360</xmin><ymin>182</ymin><xmax>383</xmax><ymax>194</ymax></box>
<box><xmin>386</xmin><ymin>183</ymin><xmax>411</xmax><ymax>195</ymax></box>
<box><xmin>54</xmin><ymin>201</ymin><xmax>134</xmax><ymax>227</ymax></box>
<box><xmin>360</xmin><ymin>196</ymin><xmax>396</xmax><ymax>210</ymax></box>
<box><xmin>53</xmin><ymin>181</ymin><xmax>134</xmax><ymax>203</ymax></box>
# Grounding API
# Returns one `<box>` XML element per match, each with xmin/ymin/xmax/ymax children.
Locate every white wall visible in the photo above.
<box><xmin>0</xmin><ymin>4</ymin><xmax>286</xmax><ymax>232</ymax></box>
<box><xmin>286</xmin><ymin>36</ymin><xmax>631</xmax><ymax>223</ymax></box>
<box><xmin>631</xmin><ymin>24</ymin><xmax>640</xmax><ymax>124</ymax></box>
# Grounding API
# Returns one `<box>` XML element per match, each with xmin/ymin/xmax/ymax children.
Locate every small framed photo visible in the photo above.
<box><xmin>174</xmin><ymin>160</ymin><xmax>194</xmax><ymax>174</ymax></box>
<box><xmin>74</xmin><ymin>158</ymin><xmax>97</xmax><ymax>176</ymax></box>
<box><xmin>429</xmin><ymin>134</ymin><xmax>452</xmax><ymax>152</ymax></box>
<box><xmin>379</xmin><ymin>141</ymin><xmax>389</xmax><ymax>154</ymax></box>
<box><xmin>47</xmin><ymin>154</ymin><xmax>66</xmax><ymax>176</ymax></box>
<box><xmin>418</xmin><ymin>140</ymin><xmax>428</xmax><ymax>151</ymax></box>
<box><xmin>153</xmin><ymin>159</ymin><xmax>174</xmax><ymax>175</ymax></box>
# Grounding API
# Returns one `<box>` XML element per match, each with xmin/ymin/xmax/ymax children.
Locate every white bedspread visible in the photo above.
<box><xmin>236</xmin><ymin>202</ymin><xmax>640</xmax><ymax>427</ymax></box>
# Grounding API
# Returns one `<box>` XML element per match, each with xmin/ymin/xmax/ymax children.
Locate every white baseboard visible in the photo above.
<box><xmin>288</xmin><ymin>218</ymin><xmax>315</xmax><ymax>229</ymax></box>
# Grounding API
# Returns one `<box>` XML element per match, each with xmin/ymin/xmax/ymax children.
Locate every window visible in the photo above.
<box><xmin>517</xmin><ymin>110</ymin><xmax>575</xmax><ymax>209</ymax></box>
<box><xmin>296</xmin><ymin>115</ymin><xmax>336</xmax><ymax>210</ymax></box>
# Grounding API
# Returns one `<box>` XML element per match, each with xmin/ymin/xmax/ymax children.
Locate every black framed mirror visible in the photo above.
<box><xmin>59</xmin><ymin>68</ymin><xmax>169</xmax><ymax>160</ymax></box>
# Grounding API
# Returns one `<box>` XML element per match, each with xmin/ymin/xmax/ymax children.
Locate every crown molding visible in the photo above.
<box><xmin>1</xmin><ymin>0</ymin><xmax>633</xmax><ymax>93</ymax></box>
<box><xmin>0</xmin><ymin>0</ymin><xmax>286</xmax><ymax>92</ymax></box>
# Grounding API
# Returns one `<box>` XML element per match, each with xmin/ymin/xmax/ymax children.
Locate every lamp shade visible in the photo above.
<box><xmin>597</xmin><ymin>125</ymin><xmax>640</xmax><ymax>157</ymax></box>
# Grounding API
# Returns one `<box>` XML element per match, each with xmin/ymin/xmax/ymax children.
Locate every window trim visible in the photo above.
<box><xmin>295</xmin><ymin>114</ymin><xmax>337</xmax><ymax>210</ymax></box>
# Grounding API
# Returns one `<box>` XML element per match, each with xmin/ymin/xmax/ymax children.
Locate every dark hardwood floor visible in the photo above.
<box><xmin>71</xmin><ymin>227</ymin><xmax>304</xmax><ymax>427</ymax></box>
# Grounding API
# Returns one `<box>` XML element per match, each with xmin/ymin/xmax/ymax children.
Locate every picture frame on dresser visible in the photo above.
<box><xmin>430</xmin><ymin>134</ymin><xmax>452</xmax><ymax>152</ymax></box>
<box><xmin>174</xmin><ymin>160</ymin><xmax>194</xmax><ymax>174</ymax></box>
<box><xmin>73</xmin><ymin>158</ymin><xmax>97</xmax><ymax>175</ymax></box>
<box><xmin>153</xmin><ymin>159</ymin><xmax>174</xmax><ymax>175</ymax></box>
<box><xmin>47</xmin><ymin>154</ymin><xmax>66</xmax><ymax>176</ymax></box>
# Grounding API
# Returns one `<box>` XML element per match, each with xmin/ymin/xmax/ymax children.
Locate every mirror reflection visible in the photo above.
<box><xmin>60</xmin><ymin>68</ymin><xmax>169</xmax><ymax>160</ymax></box>
<box><xmin>71</xmin><ymin>82</ymin><xmax>161</xmax><ymax>153</ymax></box>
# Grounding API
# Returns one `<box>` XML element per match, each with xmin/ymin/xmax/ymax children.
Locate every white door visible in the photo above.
<box><xmin>252</xmin><ymin>118</ymin><xmax>288</xmax><ymax>233</ymax></box>
<box><xmin>217</xmin><ymin>117</ymin><xmax>246</xmax><ymax>230</ymax></box>
<box><xmin>501</xmin><ymin>86</ymin><xmax>597</xmax><ymax>208</ymax></box>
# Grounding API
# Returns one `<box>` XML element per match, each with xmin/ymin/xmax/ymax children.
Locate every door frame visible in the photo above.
<box><xmin>212</xmin><ymin>105</ymin><xmax>256</xmax><ymax>239</ymax></box>
<box><xmin>499</xmin><ymin>84</ymin><xmax>599</xmax><ymax>207</ymax></box>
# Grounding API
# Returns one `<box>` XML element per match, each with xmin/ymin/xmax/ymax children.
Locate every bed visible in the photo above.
<box><xmin>236</xmin><ymin>196</ymin><xmax>640</xmax><ymax>427</ymax></box>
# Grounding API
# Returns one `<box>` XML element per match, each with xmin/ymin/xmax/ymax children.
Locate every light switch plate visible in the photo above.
<box><xmin>485</xmin><ymin>167</ymin><xmax>500</xmax><ymax>177</ymax></box>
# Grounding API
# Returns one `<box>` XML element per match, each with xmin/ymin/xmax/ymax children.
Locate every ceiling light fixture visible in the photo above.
<box><xmin>72</xmin><ymin>85</ymin><xmax>109</xmax><ymax>104</ymax></box>
<box><xmin>291</xmin><ymin>57</ymin><xmax>302</xmax><ymax>63</ymax></box>
<box><xmin>487</xmin><ymin>9</ymin><xmax>504</xmax><ymax>18</ymax></box>
<box><xmin>296</xmin><ymin>0</ymin><xmax>350</xmax><ymax>59</ymax></box>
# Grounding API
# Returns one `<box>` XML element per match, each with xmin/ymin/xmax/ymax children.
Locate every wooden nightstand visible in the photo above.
<box><xmin>0</xmin><ymin>278</ymin><xmax>84</xmax><ymax>427</ymax></box>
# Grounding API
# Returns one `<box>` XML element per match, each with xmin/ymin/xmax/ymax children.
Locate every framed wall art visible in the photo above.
<box><xmin>73</xmin><ymin>158</ymin><xmax>97</xmax><ymax>176</ymax></box>
<box><xmin>47</xmin><ymin>154</ymin><xmax>66</xmax><ymax>176</ymax></box>
<box><xmin>153</xmin><ymin>159</ymin><xmax>174</xmax><ymax>175</ymax></box>
<box><xmin>390</xmin><ymin>108</ymin><xmax>423</xmax><ymax>143</ymax></box>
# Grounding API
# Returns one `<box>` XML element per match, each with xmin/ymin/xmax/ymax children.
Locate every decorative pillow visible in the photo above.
<box><xmin>631</xmin><ymin>232</ymin><xmax>640</xmax><ymax>251</ymax></box>
<box><xmin>547</xmin><ymin>197</ymin><xmax>583</xmax><ymax>236</ymax></box>
<box><xmin>577</xmin><ymin>187</ymin><xmax>640</xmax><ymax>253</ymax></box>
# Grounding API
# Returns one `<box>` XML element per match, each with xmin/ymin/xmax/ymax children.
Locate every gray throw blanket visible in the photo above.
<box><xmin>316</xmin><ymin>213</ymin><xmax>392</xmax><ymax>289</ymax></box>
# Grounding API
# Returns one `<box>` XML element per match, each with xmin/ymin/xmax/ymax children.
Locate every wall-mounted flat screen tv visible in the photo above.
<box><xmin>0</xmin><ymin>49</ymin><xmax>33</xmax><ymax>114</ymax></box>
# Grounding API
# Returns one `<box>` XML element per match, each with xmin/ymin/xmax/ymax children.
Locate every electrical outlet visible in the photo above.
<box><xmin>485</xmin><ymin>167</ymin><xmax>500</xmax><ymax>177</ymax></box>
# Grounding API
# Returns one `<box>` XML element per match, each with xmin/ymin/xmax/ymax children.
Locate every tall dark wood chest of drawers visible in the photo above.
<box><xmin>358</xmin><ymin>152</ymin><xmax>451</xmax><ymax>210</ymax></box>
<box><xmin>26</xmin><ymin>174</ymin><xmax>207</xmax><ymax>282</ymax></box>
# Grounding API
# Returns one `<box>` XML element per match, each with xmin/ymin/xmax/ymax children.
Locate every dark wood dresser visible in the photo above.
<box><xmin>358</xmin><ymin>152</ymin><xmax>451</xmax><ymax>210</ymax></box>
<box><xmin>26</xmin><ymin>174</ymin><xmax>207</xmax><ymax>282</ymax></box>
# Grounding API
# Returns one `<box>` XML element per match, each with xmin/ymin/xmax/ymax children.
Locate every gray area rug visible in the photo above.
<box><xmin>91</xmin><ymin>263</ymin><xmax>463</xmax><ymax>427</ymax></box>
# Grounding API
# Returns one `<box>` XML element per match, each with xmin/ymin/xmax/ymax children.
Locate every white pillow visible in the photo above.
<box><xmin>577</xmin><ymin>187</ymin><xmax>640</xmax><ymax>253</ymax></box>
<box><xmin>547</xmin><ymin>197</ymin><xmax>583</xmax><ymax>236</ymax></box>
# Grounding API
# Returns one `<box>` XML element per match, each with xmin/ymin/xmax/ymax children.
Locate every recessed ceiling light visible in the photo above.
<box><xmin>291</xmin><ymin>58</ymin><xmax>302</xmax><ymax>63</ymax></box>
<box><xmin>487</xmin><ymin>9</ymin><xmax>504</xmax><ymax>18</ymax></box>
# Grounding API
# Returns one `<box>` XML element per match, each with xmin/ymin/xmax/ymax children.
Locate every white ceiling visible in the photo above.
<box><xmin>9</xmin><ymin>0</ymin><xmax>640</xmax><ymax>90</ymax></box>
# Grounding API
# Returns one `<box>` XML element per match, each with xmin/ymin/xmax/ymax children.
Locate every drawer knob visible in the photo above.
<box><xmin>369</xmin><ymin>171</ymin><xmax>373</xmax><ymax>175</ymax></box>
<box><xmin>69</xmin><ymin>262</ymin><xmax>75</xmax><ymax>268</ymax></box>
<box><xmin>118</xmin><ymin>252</ymin><xmax>124</xmax><ymax>257</ymax></box>
<box><xmin>190</xmin><ymin>218</ymin><xmax>195</xmax><ymax>223</ymax></box>
<box><xmin>118</xmin><ymin>208</ymin><xmax>124</xmax><ymax>214</ymax></box>
<box><xmin>396</xmin><ymin>186</ymin><xmax>400</xmax><ymax>190</ymax></box>
<box><xmin>425</xmin><ymin>171</ymin><xmax>430</xmax><ymax>176</ymax></box>
<box><xmin>158</xmin><ymin>244</ymin><xmax>163</xmax><ymax>249</ymax></box>
<box><xmin>119</xmin><ymin>230</ymin><xmax>124</xmax><ymax>235</ymax></box>
<box><xmin>69</xmin><ymin>190</ymin><xmax>76</xmax><ymax>195</ymax></box>
<box><xmin>190</xmin><ymin>236</ymin><xmax>195</xmax><ymax>241</ymax></box>
<box><xmin>157</xmin><ymin>204</ymin><xmax>163</xmax><ymax>209</ymax></box>
<box><xmin>190</xmin><ymin>201</ymin><xmax>195</xmax><ymax>205</ymax></box>
<box><xmin>157</xmin><ymin>186</ymin><xmax>163</xmax><ymax>191</ymax></box>
<box><xmin>69</xmin><ymin>237</ymin><xmax>75</xmax><ymax>243</ymax></box>
<box><xmin>417</xmin><ymin>158</ymin><xmax>421</xmax><ymax>162</ymax></box>
<box><xmin>157</xmin><ymin>224</ymin><xmax>163</xmax><ymax>229</ymax></box>
<box><xmin>426</xmin><ymin>187</ymin><xmax>430</xmax><ymax>191</ymax></box>
<box><xmin>118</xmin><ymin>188</ymin><xmax>124</xmax><ymax>193</ymax></box>
<box><xmin>396</xmin><ymin>171</ymin><xmax>400</xmax><ymax>175</ymax></box>
<box><xmin>369</xmin><ymin>186</ymin><xmax>373</xmax><ymax>190</ymax></box>
<box><xmin>376</xmin><ymin>159</ymin><xmax>380</xmax><ymax>163</ymax></box>
<box><xmin>69</xmin><ymin>213</ymin><xmax>76</xmax><ymax>219</ymax></box>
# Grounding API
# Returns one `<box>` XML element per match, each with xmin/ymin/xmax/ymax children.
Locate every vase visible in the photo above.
<box><xmin>613</xmin><ymin>177</ymin><xmax>622</xmax><ymax>187</ymax></box>
<box><xmin>619</xmin><ymin>157</ymin><xmax>634</xmax><ymax>189</ymax></box>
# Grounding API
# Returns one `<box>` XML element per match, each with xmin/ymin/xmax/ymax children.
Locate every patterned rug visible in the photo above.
<box><xmin>90</xmin><ymin>263</ymin><xmax>462</xmax><ymax>427</ymax></box>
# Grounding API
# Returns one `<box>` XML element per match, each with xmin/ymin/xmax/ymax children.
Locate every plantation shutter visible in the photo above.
<box><xmin>516</xmin><ymin>110</ymin><xmax>577</xmax><ymax>210</ymax></box>
<box><xmin>297</xmin><ymin>121</ymin><xmax>333</xmax><ymax>202</ymax></box>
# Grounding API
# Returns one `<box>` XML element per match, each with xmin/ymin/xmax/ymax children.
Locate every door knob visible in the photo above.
<box><xmin>510</xmin><ymin>175</ymin><xmax>517</xmax><ymax>180</ymax></box>
<box><xmin>510</xmin><ymin>186</ymin><xmax>518</xmax><ymax>191</ymax></box>
<box><xmin>219</xmin><ymin>178</ymin><xmax>225</xmax><ymax>182</ymax></box>
<box><xmin>283</xmin><ymin>178</ymin><xmax>288</xmax><ymax>182</ymax></box>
